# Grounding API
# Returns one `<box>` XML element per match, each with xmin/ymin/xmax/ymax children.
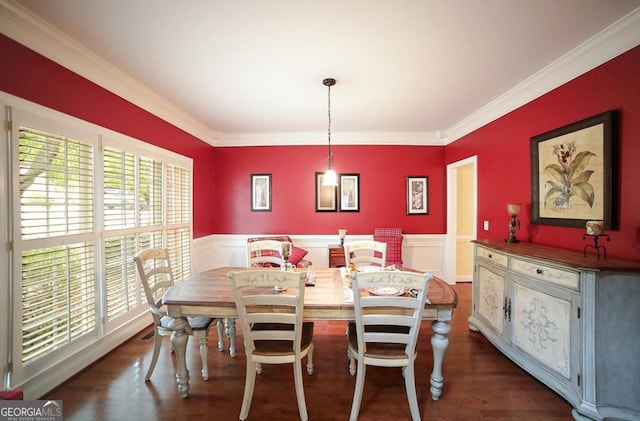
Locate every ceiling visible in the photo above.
<box><xmin>3</xmin><ymin>0</ymin><xmax>640</xmax><ymax>146</ymax></box>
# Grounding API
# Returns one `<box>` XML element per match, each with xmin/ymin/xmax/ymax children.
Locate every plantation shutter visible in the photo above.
<box><xmin>166</xmin><ymin>164</ymin><xmax>191</xmax><ymax>280</ymax></box>
<box><xmin>103</xmin><ymin>147</ymin><xmax>136</xmax><ymax>229</ymax></box>
<box><xmin>18</xmin><ymin>127</ymin><xmax>96</xmax><ymax>364</ymax></box>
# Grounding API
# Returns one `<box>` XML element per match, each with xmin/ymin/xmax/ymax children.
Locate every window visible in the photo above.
<box><xmin>5</xmin><ymin>99</ymin><xmax>194</xmax><ymax>388</ymax></box>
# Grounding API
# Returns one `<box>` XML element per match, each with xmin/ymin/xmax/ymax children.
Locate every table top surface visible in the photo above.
<box><xmin>163</xmin><ymin>267</ymin><xmax>458</xmax><ymax>312</ymax></box>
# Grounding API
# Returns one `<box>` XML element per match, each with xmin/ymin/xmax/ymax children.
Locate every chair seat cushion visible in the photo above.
<box><xmin>251</xmin><ymin>322</ymin><xmax>314</xmax><ymax>356</ymax></box>
<box><xmin>160</xmin><ymin>315</ymin><xmax>213</xmax><ymax>331</ymax></box>
<box><xmin>187</xmin><ymin>316</ymin><xmax>215</xmax><ymax>330</ymax></box>
<box><xmin>347</xmin><ymin>322</ymin><xmax>410</xmax><ymax>359</ymax></box>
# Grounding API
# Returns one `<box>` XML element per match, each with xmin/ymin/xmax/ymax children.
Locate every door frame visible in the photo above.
<box><xmin>445</xmin><ymin>156</ymin><xmax>477</xmax><ymax>284</ymax></box>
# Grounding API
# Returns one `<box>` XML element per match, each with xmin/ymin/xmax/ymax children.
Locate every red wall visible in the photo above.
<box><xmin>0</xmin><ymin>35</ymin><xmax>217</xmax><ymax>238</ymax></box>
<box><xmin>3</xmin><ymin>33</ymin><xmax>640</xmax><ymax>261</ymax></box>
<box><xmin>213</xmin><ymin>145</ymin><xmax>446</xmax><ymax>234</ymax></box>
<box><xmin>446</xmin><ymin>45</ymin><xmax>640</xmax><ymax>261</ymax></box>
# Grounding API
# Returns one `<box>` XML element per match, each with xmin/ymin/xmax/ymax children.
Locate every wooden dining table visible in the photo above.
<box><xmin>163</xmin><ymin>267</ymin><xmax>458</xmax><ymax>399</ymax></box>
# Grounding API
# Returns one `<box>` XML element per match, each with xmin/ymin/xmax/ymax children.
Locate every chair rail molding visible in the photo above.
<box><xmin>193</xmin><ymin>234</ymin><xmax>447</xmax><ymax>282</ymax></box>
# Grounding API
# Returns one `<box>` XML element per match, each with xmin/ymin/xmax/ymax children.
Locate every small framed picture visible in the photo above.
<box><xmin>339</xmin><ymin>173</ymin><xmax>359</xmax><ymax>212</ymax></box>
<box><xmin>251</xmin><ymin>174</ymin><xmax>271</xmax><ymax>212</ymax></box>
<box><xmin>315</xmin><ymin>172</ymin><xmax>337</xmax><ymax>212</ymax></box>
<box><xmin>406</xmin><ymin>176</ymin><xmax>429</xmax><ymax>215</ymax></box>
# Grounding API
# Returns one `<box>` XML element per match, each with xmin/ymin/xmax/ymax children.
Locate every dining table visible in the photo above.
<box><xmin>162</xmin><ymin>266</ymin><xmax>458</xmax><ymax>399</ymax></box>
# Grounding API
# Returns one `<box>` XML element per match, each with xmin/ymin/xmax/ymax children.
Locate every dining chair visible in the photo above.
<box><xmin>134</xmin><ymin>248</ymin><xmax>224</xmax><ymax>381</ymax></box>
<box><xmin>246</xmin><ymin>239</ymin><xmax>287</xmax><ymax>267</ymax></box>
<box><xmin>227</xmin><ymin>269</ymin><xmax>314</xmax><ymax>421</ymax></box>
<box><xmin>347</xmin><ymin>270</ymin><xmax>433</xmax><ymax>421</ymax></box>
<box><xmin>344</xmin><ymin>240</ymin><xmax>387</xmax><ymax>269</ymax></box>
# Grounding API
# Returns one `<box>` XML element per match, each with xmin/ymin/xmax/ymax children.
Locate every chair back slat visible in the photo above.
<box><xmin>344</xmin><ymin>241</ymin><xmax>387</xmax><ymax>268</ymax></box>
<box><xmin>246</xmin><ymin>240</ymin><xmax>287</xmax><ymax>267</ymax></box>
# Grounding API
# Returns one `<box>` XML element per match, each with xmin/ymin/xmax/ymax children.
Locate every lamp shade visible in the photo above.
<box><xmin>507</xmin><ymin>202</ymin><xmax>521</xmax><ymax>217</ymax></box>
<box><xmin>322</xmin><ymin>169</ymin><xmax>337</xmax><ymax>186</ymax></box>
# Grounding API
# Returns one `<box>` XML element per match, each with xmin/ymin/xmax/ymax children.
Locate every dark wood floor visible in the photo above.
<box><xmin>42</xmin><ymin>283</ymin><xmax>573</xmax><ymax>420</ymax></box>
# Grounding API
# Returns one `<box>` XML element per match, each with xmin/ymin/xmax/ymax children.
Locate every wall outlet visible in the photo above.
<box><xmin>483</xmin><ymin>220</ymin><xmax>489</xmax><ymax>231</ymax></box>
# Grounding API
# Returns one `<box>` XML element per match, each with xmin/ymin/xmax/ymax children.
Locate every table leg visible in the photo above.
<box><xmin>169</xmin><ymin>317</ymin><xmax>191</xmax><ymax>398</ymax></box>
<box><xmin>429</xmin><ymin>318</ymin><xmax>451</xmax><ymax>401</ymax></box>
<box><xmin>226</xmin><ymin>318</ymin><xmax>236</xmax><ymax>358</ymax></box>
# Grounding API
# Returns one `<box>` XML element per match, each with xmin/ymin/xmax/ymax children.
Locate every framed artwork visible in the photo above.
<box><xmin>315</xmin><ymin>172</ymin><xmax>337</xmax><ymax>212</ymax></box>
<box><xmin>406</xmin><ymin>176</ymin><xmax>429</xmax><ymax>215</ymax></box>
<box><xmin>251</xmin><ymin>173</ymin><xmax>271</xmax><ymax>212</ymax></box>
<box><xmin>530</xmin><ymin>110</ymin><xmax>618</xmax><ymax>229</ymax></box>
<box><xmin>339</xmin><ymin>173</ymin><xmax>360</xmax><ymax>212</ymax></box>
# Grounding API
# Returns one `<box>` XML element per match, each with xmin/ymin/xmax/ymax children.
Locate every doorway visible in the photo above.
<box><xmin>445</xmin><ymin>156</ymin><xmax>477</xmax><ymax>284</ymax></box>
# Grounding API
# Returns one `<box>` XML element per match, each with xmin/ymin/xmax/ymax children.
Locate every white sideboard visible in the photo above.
<box><xmin>468</xmin><ymin>240</ymin><xmax>640</xmax><ymax>421</ymax></box>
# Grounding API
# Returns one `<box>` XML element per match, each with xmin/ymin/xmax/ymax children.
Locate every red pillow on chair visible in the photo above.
<box><xmin>374</xmin><ymin>228</ymin><xmax>403</xmax><ymax>266</ymax></box>
<box><xmin>287</xmin><ymin>245</ymin><xmax>308</xmax><ymax>266</ymax></box>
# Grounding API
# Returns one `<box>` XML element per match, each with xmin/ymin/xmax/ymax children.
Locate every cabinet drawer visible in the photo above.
<box><xmin>328</xmin><ymin>246</ymin><xmax>346</xmax><ymax>268</ymax></box>
<box><xmin>476</xmin><ymin>246</ymin><xmax>508</xmax><ymax>268</ymax></box>
<box><xmin>511</xmin><ymin>257</ymin><xmax>579</xmax><ymax>290</ymax></box>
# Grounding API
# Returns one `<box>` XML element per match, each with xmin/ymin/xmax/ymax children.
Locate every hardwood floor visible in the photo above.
<box><xmin>42</xmin><ymin>283</ymin><xmax>573</xmax><ymax>420</ymax></box>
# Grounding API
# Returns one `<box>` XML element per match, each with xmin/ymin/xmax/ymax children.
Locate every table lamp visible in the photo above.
<box><xmin>338</xmin><ymin>229</ymin><xmax>347</xmax><ymax>246</ymax></box>
<box><xmin>506</xmin><ymin>202</ymin><xmax>521</xmax><ymax>243</ymax></box>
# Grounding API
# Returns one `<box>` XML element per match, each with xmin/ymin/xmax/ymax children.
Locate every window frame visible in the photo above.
<box><xmin>3</xmin><ymin>93</ymin><xmax>194</xmax><ymax>388</ymax></box>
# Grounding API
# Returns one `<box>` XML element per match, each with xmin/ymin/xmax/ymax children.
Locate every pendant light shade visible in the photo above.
<box><xmin>323</xmin><ymin>168</ymin><xmax>337</xmax><ymax>187</ymax></box>
<box><xmin>322</xmin><ymin>78</ymin><xmax>338</xmax><ymax>187</ymax></box>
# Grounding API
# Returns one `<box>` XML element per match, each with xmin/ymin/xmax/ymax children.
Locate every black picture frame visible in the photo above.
<box><xmin>406</xmin><ymin>176</ymin><xmax>429</xmax><ymax>215</ymax></box>
<box><xmin>339</xmin><ymin>173</ymin><xmax>360</xmax><ymax>212</ymax></box>
<box><xmin>530</xmin><ymin>110</ymin><xmax>618</xmax><ymax>229</ymax></box>
<box><xmin>250</xmin><ymin>173</ymin><xmax>271</xmax><ymax>212</ymax></box>
<box><xmin>315</xmin><ymin>172</ymin><xmax>337</xmax><ymax>212</ymax></box>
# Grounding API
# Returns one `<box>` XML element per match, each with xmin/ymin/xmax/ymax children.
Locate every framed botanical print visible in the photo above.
<box><xmin>406</xmin><ymin>176</ymin><xmax>428</xmax><ymax>215</ymax></box>
<box><xmin>339</xmin><ymin>173</ymin><xmax>359</xmax><ymax>212</ymax></box>
<box><xmin>530</xmin><ymin>110</ymin><xmax>618</xmax><ymax>229</ymax></box>
<box><xmin>315</xmin><ymin>172</ymin><xmax>337</xmax><ymax>212</ymax></box>
<box><xmin>251</xmin><ymin>173</ymin><xmax>271</xmax><ymax>212</ymax></box>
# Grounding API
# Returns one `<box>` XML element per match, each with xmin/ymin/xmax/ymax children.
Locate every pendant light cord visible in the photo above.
<box><xmin>327</xmin><ymin>81</ymin><xmax>333</xmax><ymax>168</ymax></box>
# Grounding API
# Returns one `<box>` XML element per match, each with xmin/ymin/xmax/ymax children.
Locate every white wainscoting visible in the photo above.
<box><xmin>193</xmin><ymin>234</ymin><xmax>450</xmax><ymax>283</ymax></box>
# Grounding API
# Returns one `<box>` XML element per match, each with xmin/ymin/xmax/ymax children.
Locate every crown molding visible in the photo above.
<box><xmin>219</xmin><ymin>131</ymin><xmax>444</xmax><ymax>147</ymax></box>
<box><xmin>2</xmin><ymin>0</ymin><xmax>638</xmax><ymax>148</ymax></box>
<box><xmin>444</xmin><ymin>7</ymin><xmax>640</xmax><ymax>145</ymax></box>
<box><xmin>0</xmin><ymin>0</ymin><xmax>221</xmax><ymax>146</ymax></box>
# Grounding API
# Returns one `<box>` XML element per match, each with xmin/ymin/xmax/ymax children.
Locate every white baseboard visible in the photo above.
<box><xmin>20</xmin><ymin>315</ymin><xmax>150</xmax><ymax>399</ymax></box>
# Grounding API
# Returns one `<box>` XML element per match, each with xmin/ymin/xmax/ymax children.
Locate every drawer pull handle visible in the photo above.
<box><xmin>536</xmin><ymin>268</ymin><xmax>543</xmax><ymax>274</ymax></box>
<box><xmin>488</xmin><ymin>254</ymin><xmax>493</xmax><ymax>258</ymax></box>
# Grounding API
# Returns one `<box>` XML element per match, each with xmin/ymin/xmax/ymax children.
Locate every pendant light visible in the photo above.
<box><xmin>322</xmin><ymin>78</ymin><xmax>338</xmax><ymax>187</ymax></box>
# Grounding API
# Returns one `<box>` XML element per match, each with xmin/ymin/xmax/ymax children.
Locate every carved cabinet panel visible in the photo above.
<box><xmin>511</xmin><ymin>281</ymin><xmax>572</xmax><ymax>379</ymax></box>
